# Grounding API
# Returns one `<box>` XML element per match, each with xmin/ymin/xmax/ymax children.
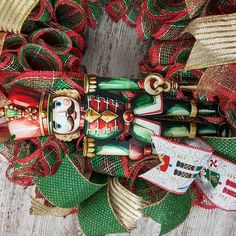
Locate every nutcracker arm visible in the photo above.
<box><xmin>83</xmin><ymin>137</ymin><xmax>151</xmax><ymax>161</ymax></box>
<box><xmin>84</xmin><ymin>74</ymin><xmax>142</xmax><ymax>93</ymax></box>
<box><xmin>84</xmin><ymin>74</ymin><xmax>191</xmax><ymax>95</ymax></box>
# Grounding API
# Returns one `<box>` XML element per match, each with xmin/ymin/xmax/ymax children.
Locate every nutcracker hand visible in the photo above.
<box><xmin>144</xmin><ymin>74</ymin><xmax>164</xmax><ymax>95</ymax></box>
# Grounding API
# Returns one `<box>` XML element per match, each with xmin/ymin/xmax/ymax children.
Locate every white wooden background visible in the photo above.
<box><xmin>0</xmin><ymin>15</ymin><xmax>236</xmax><ymax>236</ymax></box>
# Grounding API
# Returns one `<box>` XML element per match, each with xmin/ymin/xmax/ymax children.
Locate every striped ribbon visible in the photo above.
<box><xmin>108</xmin><ymin>177</ymin><xmax>150</xmax><ymax>230</ymax></box>
<box><xmin>0</xmin><ymin>0</ymin><xmax>39</xmax><ymax>33</ymax></box>
<box><xmin>185</xmin><ymin>13</ymin><xmax>236</xmax><ymax>70</ymax></box>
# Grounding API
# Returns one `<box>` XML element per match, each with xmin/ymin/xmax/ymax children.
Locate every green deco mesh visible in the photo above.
<box><xmin>29</xmin><ymin>28</ymin><xmax>72</xmax><ymax>55</ymax></box>
<box><xmin>60</xmin><ymin>54</ymin><xmax>81</xmax><ymax>72</ymax></box>
<box><xmin>30</xmin><ymin>0</ymin><xmax>54</xmax><ymax>22</ymax></box>
<box><xmin>2</xmin><ymin>73</ymin><xmax>80</xmax><ymax>97</ymax></box>
<box><xmin>79</xmin><ymin>178</ymin><xmax>192</xmax><ymax>236</ymax></box>
<box><xmin>87</xmin><ymin>0</ymin><xmax>110</xmax><ymax>26</ymax></box>
<box><xmin>54</xmin><ymin>0</ymin><xmax>86</xmax><ymax>31</ymax></box>
<box><xmin>19</xmin><ymin>44</ymin><xmax>62</xmax><ymax>71</ymax></box>
<box><xmin>3</xmin><ymin>34</ymin><xmax>26</xmax><ymax>52</ymax></box>
<box><xmin>0</xmin><ymin>53</ymin><xmax>23</xmax><ymax>72</ymax></box>
<box><xmin>129</xmin><ymin>178</ymin><xmax>167</xmax><ymax>202</ymax></box>
<box><xmin>21</xmin><ymin>20</ymin><xmax>38</xmax><ymax>34</ymax></box>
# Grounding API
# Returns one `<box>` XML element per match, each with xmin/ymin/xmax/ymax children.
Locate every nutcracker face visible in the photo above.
<box><xmin>52</xmin><ymin>96</ymin><xmax>80</xmax><ymax>134</ymax></box>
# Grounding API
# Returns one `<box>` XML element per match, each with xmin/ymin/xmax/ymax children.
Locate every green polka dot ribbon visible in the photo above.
<box><xmin>142</xmin><ymin>192</ymin><xmax>192</xmax><ymax>235</ymax></box>
<box><xmin>203</xmin><ymin>137</ymin><xmax>236</xmax><ymax>163</ymax></box>
<box><xmin>78</xmin><ymin>178</ymin><xmax>192</xmax><ymax>236</ymax></box>
<box><xmin>35</xmin><ymin>156</ymin><xmax>107</xmax><ymax>208</ymax></box>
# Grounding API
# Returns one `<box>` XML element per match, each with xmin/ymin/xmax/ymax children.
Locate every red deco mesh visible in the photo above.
<box><xmin>18</xmin><ymin>43</ymin><xmax>63</xmax><ymax>71</ymax></box>
<box><xmin>29</xmin><ymin>28</ymin><xmax>73</xmax><ymax>55</ymax></box>
<box><xmin>0</xmin><ymin>0</ymin><xmax>235</xmax><ymax>192</ymax></box>
<box><xmin>191</xmin><ymin>183</ymin><xmax>219</xmax><ymax>210</ymax></box>
<box><xmin>5</xmin><ymin>137</ymin><xmax>68</xmax><ymax>186</ymax></box>
<box><xmin>28</xmin><ymin>0</ymin><xmax>55</xmax><ymax>22</ymax></box>
<box><xmin>0</xmin><ymin>53</ymin><xmax>24</xmax><ymax>72</ymax></box>
<box><xmin>197</xmin><ymin>65</ymin><xmax>236</xmax><ymax>127</ymax></box>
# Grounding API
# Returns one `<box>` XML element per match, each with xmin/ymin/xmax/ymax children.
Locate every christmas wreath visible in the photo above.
<box><xmin>0</xmin><ymin>0</ymin><xmax>236</xmax><ymax>235</ymax></box>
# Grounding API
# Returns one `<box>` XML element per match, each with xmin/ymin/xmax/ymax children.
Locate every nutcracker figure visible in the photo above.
<box><xmin>0</xmin><ymin>74</ymin><xmax>231</xmax><ymax>160</ymax></box>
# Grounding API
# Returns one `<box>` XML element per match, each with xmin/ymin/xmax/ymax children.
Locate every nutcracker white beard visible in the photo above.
<box><xmin>52</xmin><ymin>96</ymin><xmax>81</xmax><ymax>134</ymax></box>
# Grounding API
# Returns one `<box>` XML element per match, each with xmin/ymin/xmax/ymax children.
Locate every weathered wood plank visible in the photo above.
<box><xmin>0</xmin><ymin>15</ymin><xmax>235</xmax><ymax>236</ymax></box>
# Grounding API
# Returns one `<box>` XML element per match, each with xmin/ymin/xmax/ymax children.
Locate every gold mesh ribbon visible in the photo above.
<box><xmin>108</xmin><ymin>178</ymin><xmax>150</xmax><ymax>230</ymax></box>
<box><xmin>185</xmin><ymin>13</ymin><xmax>236</xmax><ymax>70</ymax></box>
<box><xmin>0</xmin><ymin>32</ymin><xmax>7</xmax><ymax>56</ymax></box>
<box><xmin>197</xmin><ymin>64</ymin><xmax>236</xmax><ymax>105</ymax></box>
<box><xmin>0</xmin><ymin>0</ymin><xmax>39</xmax><ymax>34</ymax></box>
<box><xmin>185</xmin><ymin>0</ymin><xmax>207</xmax><ymax>18</ymax></box>
<box><xmin>0</xmin><ymin>84</ymin><xmax>9</xmax><ymax>108</ymax></box>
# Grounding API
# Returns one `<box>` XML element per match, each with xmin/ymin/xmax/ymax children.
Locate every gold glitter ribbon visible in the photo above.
<box><xmin>185</xmin><ymin>13</ymin><xmax>236</xmax><ymax>70</ymax></box>
<box><xmin>108</xmin><ymin>178</ymin><xmax>150</xmax><ymax>230</ymax></box>
<box><xmin>0</xmin><ymin>0</ymin><xmax>39</xmax><ymax>34</ymax></box>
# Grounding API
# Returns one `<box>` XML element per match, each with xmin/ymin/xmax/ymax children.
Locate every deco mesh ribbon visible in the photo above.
<box><xmin>0</xmin><ymin>0</ymin><xmax>236</xmax><ymax>236</ymax></box>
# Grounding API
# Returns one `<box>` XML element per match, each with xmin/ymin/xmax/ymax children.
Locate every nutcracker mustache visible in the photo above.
<box><xmin>67</xmin><ymin>100</ymin><xmax>75</xmax><ymax>116</ymax></box>
<box><xmin>67</xmin><ymin>116</ymin><xmax>75</xmax><ymax>131</ymax></box>
<box><xmin>66</xmin><ymin>101</ymin><xmax>75</xmax><ymax>130</ymax></box>
<box><xmin>52</xmin><ymin>100</ymin><xmax>75</xmax><ymax>131</ymax></box>
<box><xmin>52</xmin><ymin>99</ymin><xmax>75</xmax><ymax>116</ymax></box>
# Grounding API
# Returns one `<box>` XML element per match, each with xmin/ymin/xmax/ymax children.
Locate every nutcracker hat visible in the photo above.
<box><xmin>0</xmin><ymin>85</ymin><xmax>81</xmax><ymax>142</ymax></box>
